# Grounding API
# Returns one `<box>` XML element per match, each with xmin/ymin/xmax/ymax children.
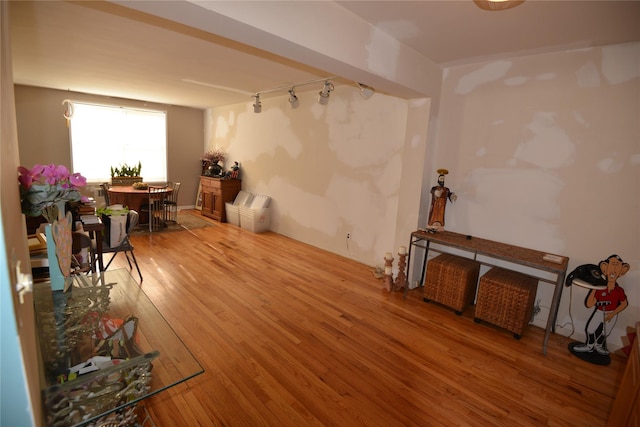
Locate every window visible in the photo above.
<box><xmin>69</xmin><ymin>102</ymin><xmax>167</xmax><ymax>183</ymax></box>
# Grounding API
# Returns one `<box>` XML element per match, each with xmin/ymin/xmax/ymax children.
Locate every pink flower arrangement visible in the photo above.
<box><xmin>18</xmin><ymin>164</ymin><xmax>88</xmax><ymax>222</ymax></box>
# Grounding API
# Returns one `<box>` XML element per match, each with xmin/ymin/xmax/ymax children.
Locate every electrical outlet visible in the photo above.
<box><xmin>346</xmin><ymin>233</ymin><xmax>351</xmax><ymax>239</ymax></box>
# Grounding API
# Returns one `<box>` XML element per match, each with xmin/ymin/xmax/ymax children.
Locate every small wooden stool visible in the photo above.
<box><xmin>474</xmin><ymin>267</ymin><xmax>537</xmax><ymax>339</ymax></box>
<box><xmin>423</xmin><ymin>253</ymin><xmax>480</xmax><ymax>315</ymax></box>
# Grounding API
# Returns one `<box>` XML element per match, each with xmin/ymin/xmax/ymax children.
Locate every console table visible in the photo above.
<box><xmin>405</xmin><ymin>230</ymin><xmax>569</xmax><ymax>355</ymax></box>
<box><xmin>34</xmin><ymin>269</ymin><xmax>203</xmax><ymax>426</ymax></box>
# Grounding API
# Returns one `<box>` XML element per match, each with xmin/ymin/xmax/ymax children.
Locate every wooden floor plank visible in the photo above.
<box><xmin>108</xmin><ymin>211</ymin><xmax>625</xmax><ymax>427</ymax></box>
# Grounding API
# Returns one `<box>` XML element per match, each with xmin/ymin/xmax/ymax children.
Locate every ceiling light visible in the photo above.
<box><xmin>253</xmin><ymin>94</ymin><xmax>262</xmax><ymax>113</ymax></box>
<box><xmin>318</xmin><ymin>81</ymin><xmax>334</xmax><ymax>105</ymax></box>
<box><xmin>474</xmin><ymin>0</ymin><xmax>524</xmax><ymax>11</ymax></box>
<box><xmin>288</xmin><ymin>88</ymin><xmax>299</xmax><ymax>108</ymax></box>
<box><xmin>357</xmin><ymin>83</ymin><xmax>375</xmax><ymax>100</ymax></box>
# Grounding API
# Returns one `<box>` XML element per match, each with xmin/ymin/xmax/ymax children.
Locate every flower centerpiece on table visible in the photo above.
<box><xmin>18</xmin><ymin>163</ymin><xmax>88</xmax><ymax>222</ymax></box>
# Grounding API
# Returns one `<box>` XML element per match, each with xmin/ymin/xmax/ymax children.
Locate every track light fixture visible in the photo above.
<box><xmin>318</xmin><ymin>81</ymin><xmax>334</xmax><ymax>105</ymax></box>
<box><xmin>253</xmin><ymin>94</ymin><xmax>262</xmax><ymax>113</ymax></box>
<box><xmin>288</xmin><ymin>88</ymin><xmax>299</xmax><ymax>108</ymax></box>
<box><xmin>357</xmin><ymin>83</ymin><xmax>375</xmax><ymax>100</ymax></box>
<box><xmin>251</xmin><ymin>76</ymin><xmax>375</xmax><ymax>111</ymax></box>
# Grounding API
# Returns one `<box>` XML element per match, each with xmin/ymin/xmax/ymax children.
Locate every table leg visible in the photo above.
<box><xmin>95</xmin><ymin>234</ymin><xmax>104</xmax><ymax>272</ymax></box>
<box><xmin>543</xmin><ymin>274</ymin><xmax>566</xmax><ymax>355</ymax></box>
<box><xmin>419</xmin><ymin>240</ymin><xmax>430</xmax><ymax>288</ymax></box>
<box><xmin>403</xmin><ymin>237</ymin><xmax>414</xmax><ymax>299</ymax></box>
<box><xmin>403</xmin><ymin>236</ymin><xmax>431</xmax><ymax>299</ymax></box>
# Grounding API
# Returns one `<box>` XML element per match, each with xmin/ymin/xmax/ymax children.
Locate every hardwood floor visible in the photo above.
<box><xmin>110</xmin><ymin>211</ymin><xmax>625</xmax><ymax>427</ymax></box>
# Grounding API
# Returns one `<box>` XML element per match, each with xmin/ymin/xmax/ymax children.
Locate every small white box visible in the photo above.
<box><xmin>225</xmin><ymin>203</ymin><xmax>240</xmax><ymax>226</ymax></box>
<box><xmin>240</xmin><ymin>207</ymin><xmax>271</xmax><ymax>233</ymax></box>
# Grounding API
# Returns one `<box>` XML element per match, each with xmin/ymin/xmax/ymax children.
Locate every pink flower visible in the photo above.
<box><xmin>70</xmin><ymin>173</ymin><xmax>86</xmax><ymax>187</ymax></box>
<box><xmin>18</xmin><ymin>163</ymin><xmax>88</xmax><ymax>220</ymax></box>
<box><xmin>17</xmin><ymin>167</ymin><xmax>33</xmax><ymax>189</ymax></box>
<box><xmin>41</xmin><ymin>164</ymin><xmax>67</xmax><ymax>185</ymax></box>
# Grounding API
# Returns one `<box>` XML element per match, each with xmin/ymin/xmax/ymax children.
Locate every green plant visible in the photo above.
<box><xmin>96</xmin><ymin>205</ymin><xmax>130</xmax><ymax>217</ymax></box>
<box><xmin>110</xmin><ymin>161</ymin><xmax>142</xmax><ymax>177</ymax></box>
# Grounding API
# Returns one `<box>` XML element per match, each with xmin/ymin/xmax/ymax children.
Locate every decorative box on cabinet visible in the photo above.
<box><xmin>200</xmin><ymin>176</ymin><xmax>241</xmax><ymax>222</ymax></box>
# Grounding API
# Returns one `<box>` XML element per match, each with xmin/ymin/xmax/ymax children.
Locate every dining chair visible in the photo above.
<box><xmin>101</xmin><ymin>182</ymin><xmax>111</xmax><ymax>206</ymax></box>
<box><xmin>71</xmin><ymin>231</ymin><xmax>95</xmax><ymax>274</ymax></box>
<box><xmin>163</xmin><ymin>182</ymin><xmax>181</xmax><ymax>223</ymax></box>
<box><xmin>140</xmin><ymin>185</ymin><xmax>167</xmax><ymax>232</ymax></box>
<box><xmin>95</xmin><ymin>210</ymin><xmax>143</xmax><ymax>282</ymax></box>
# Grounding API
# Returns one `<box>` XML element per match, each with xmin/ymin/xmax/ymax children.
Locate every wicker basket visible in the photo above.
<box><xmin>474</xmin><ymin>267</ymin><xmax>537</xmax><ymax>339</ymax></box>
<box><xmin>423</xmin><ymin>253</ymin><xmax>480</xmax><ymax>315</ymax></box>
<box><xmin>111</xmin><ymin>176</ymin><xmax>143</xmax><ymax>186</ymax></box>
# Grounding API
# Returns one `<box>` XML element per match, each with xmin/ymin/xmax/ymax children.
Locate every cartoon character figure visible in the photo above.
<box><xmin>427</xmin><ymin>169</ymin><xmax>457</xmax><ymax>231</ymax></box>
<box><xmin>224</xmin><ymin>161</ymin><xmax>240</xmax><ymax>179</ymax></box>
<box><xmin>568</xmin><ymin>254</ymin><xmax>630</xmax><ymax>365</ymax></box>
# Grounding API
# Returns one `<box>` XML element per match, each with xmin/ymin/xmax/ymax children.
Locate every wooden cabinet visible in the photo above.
<box><xmin>200</xmin><ymin>176</ymin><xmax>241</xmax><ymax>222</ymax></box>
<box><xmin>607</xmin><ymin>322</ymin><xmax>640</xmax><ymax>427</ymax></box>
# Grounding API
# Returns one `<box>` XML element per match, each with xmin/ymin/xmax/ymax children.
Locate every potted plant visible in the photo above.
<box><xmin>202</xmin><ymin>148</ymin><xmax>225</xmax><ymax>176</ymax></box>
<box><xmin>111</xmin><ymin>161</ymin><xmax>143</xmax><ymax>186</ymax></box>
<box><xmin>18</xmin><ymin>163</ymin><xmax>88</xmax><ymax>291</ymax></box>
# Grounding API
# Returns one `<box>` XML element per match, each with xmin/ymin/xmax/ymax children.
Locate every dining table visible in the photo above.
<box><xmin>107</xmin><ymin>185</ymin><xmax>172</xmax><ymax>224</ymax></box>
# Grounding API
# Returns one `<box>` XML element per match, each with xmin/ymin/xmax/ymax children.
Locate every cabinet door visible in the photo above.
<box><xmin>201</xmin><ymin>191</ymin><xmax>214</xmax><ymax>217</ymax></box>
<box><xmin>212</xmin><ymin>193</ymin><xmax>223</xmax><ymax>220</ymax></box>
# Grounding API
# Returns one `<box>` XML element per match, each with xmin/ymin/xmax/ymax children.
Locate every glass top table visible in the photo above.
<box><xmin>33</xmin><ymin>269</ymin><xmax>203</xmax><ymax>426</ymax></box>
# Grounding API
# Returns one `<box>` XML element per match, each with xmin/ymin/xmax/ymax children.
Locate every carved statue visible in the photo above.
<box><xmin>427</xmin><ymin>169</ymin><xmax>457</xmax><ymax>231</ymax></box>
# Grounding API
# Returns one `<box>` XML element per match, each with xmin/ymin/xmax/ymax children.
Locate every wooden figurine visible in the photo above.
<box><xmin>427</xmin><ymin>169</ymin><xmax>457</xmax><ymax>231</ymax></box>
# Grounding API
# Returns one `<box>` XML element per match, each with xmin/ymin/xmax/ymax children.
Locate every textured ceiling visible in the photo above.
<box><xmin>9</xmin><ymin>1</ymin><xmax>640</xmax><ymax>109</ymax></box>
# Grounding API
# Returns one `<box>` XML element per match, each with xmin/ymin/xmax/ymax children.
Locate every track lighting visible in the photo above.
<box><xmin>318</xmin><ymin>81</ymin><xmax>334</xmax><ymax>105</ymax></box>
<box><xmin>250</xmin><ymin>76</ymin><xmax>375</xmax><ymax>111</ymax></box>
<box><xmin>357</xmin><ymin>83</ymin><xmax>375</xmax><ymax>100</ymax></box>
<box><xmin>288</xmin><ymin>88</ymin><xmax>299</xmax><ymax>108</ymax></box>
<box><xmin>253</xmin><ymin>94</ymin><xmax>261</xmax><ymax>113</ymax></box>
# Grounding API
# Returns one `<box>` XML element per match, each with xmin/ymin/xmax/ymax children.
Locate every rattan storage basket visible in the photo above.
<box><xmin>423</xmin><ymin>253</ymin><xmax>480</xmax><ymax>315</ymax></box>
<box><xmin>474</xmin><ymin>267</ymin><xmax>537</xmax><ymax>339</ymax></box>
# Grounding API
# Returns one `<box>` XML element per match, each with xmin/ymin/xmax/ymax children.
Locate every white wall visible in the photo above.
<box><xmin>434</xmin><ymin>43</ymin><xmax>640</xmax><ymax>349</ymax></box>
<box><xmin>205</xmin><ymin>84</ymin><xmax>427</xmax><ymax>268</ymax></box>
